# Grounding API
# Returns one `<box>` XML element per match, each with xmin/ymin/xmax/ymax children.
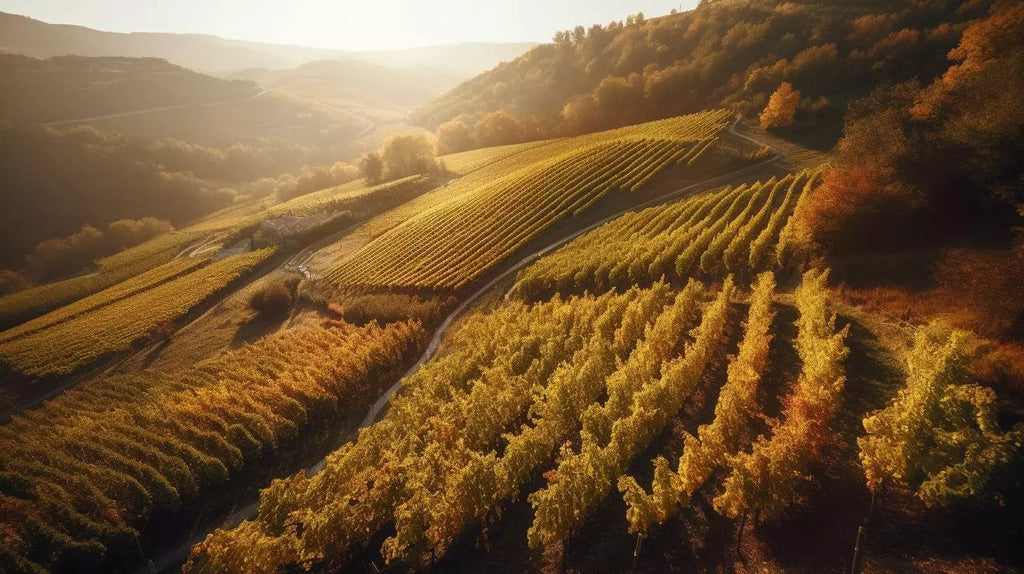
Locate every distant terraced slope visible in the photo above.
<box><xmin>323</xmin><ymin>109</ymin><xmax>732</xmax><ymax>292</ymax></box>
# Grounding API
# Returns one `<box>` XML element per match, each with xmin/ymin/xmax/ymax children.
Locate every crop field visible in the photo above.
<box><xmin>439</xmin><ymin>139</ymin><xmax>563</xmax><ymax>175</ymax></box>
<box><xmin>513</xmin><ymin>168</ymin><xmax>823</xmax><ymax>297</ymax></box>
<box><xmin>0</xmin><ymin>257</ymin><xmax>210</xmax><ymax>343</ymax></box>
<box><xmin>0</xmin><ymin>249</ymin><xmax>276</xmax><ymax>378</ymax></box>
<box><xmin>0</xmin><ymin>318</ymin><xmax>424</xmax><ymax>573</ymax></box>
<box><xmin>0</xmin><ymin>231</ymin><xmax>204</xmax><ymax>329</ymax></box>
<box><xmin>186</xmin><ymin>269</ymin><xmax>856</xmax><ymax>571</ymax></box>
<box><xmin>323</xmin><ymin>109</ymin><xmax>733</xmax><ymax>291</ymax></box>
<box><xmin>182</xmin><ymin>175</ymin><xmax>429</xmax><ymax>236</ymax></box>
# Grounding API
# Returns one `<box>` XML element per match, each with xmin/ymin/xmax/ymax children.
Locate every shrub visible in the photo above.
<box><xmin>249</xmin><ymin>281</ymin><xmax>293</xmax><ymax>318</ymax></box>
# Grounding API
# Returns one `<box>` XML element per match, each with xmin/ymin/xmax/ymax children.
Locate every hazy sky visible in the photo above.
<box><xmin>0</xmin><ymin>0</ymin><xmax>701</xmax><ymax>51</ymax></box>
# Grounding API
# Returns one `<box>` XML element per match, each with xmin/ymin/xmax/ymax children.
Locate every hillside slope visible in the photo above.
<box><xmin>0</xmin><ymin>53</ymin><xmax>258</xmax><ymax>124</ymax></box>
<box><xmin>0</xmin><ymin>11</ymin><xmax>536</xmax><ymax>74</ymax></box>
<box><xmin>412</xmin><ymin>0</ymin><xmax>987</xmax><ymax>143</ymax></box>
<box><xmin>229</xmin><ymin>60</ymin><xmax>465</xmax><ymax>112</ymax></box>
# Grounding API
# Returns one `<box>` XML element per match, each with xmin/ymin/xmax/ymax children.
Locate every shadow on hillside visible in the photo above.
<box><xmin>232</xmin><ymin>311</ymin><xmax>288</xmax><ymax>346</ymax></box>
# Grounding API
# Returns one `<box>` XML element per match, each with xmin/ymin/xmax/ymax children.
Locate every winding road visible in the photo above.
<box><xmin>138</xmin><ymin>118</ymin><xmax>784</xmax><ymax>573</ymax></box>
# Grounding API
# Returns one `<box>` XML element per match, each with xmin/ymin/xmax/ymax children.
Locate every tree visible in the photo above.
<box><xmin>380</xmin><ymin>133</ymin><xmax>437</xmax><ymax>180</ymax></box>
<box><xmin>474</xmin><ymin>111</ymin><xmax>524</xmax><ymax>148</ymax></box>
<box><xmin>435</xmin><ymin>120</ymin><xmax>475</xmax><ymax>154</ymax></box>
<box><xmin>759</xmin><ymin>82</ymin><xmax>800</xmax><ymax>128</ymax></box>
<box><xmin>361</xmin><ymin>151</ymin><xmax>384</xmax><ymax>184</ymax></box>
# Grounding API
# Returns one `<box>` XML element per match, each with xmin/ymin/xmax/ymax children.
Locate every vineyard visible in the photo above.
<box><xmin>513</xmin><ymin>168</ymin><xmax>823</xmax><ymax>299</ymax></box>
<box><xmin>0</xmin><ymin>318</ymin><xmax>423</xmax><ymax>573</ymax></box>
<box><xmin>1</xmin><ymin>0</ymin><xmax>1021</xmax><ymax>570</ymax></box>
<box><xmin>184</xmin><ymin>175</ymin><xmax>430</xmax><ymax>236</ymax></box>
<box><xmin>439</xmin><ymin>138</ymin><xmax>564</xmax><ymax>175</ymax></box>
<box><xmin>0</xmin><ymin>231</ymin><xmax>203</xmax><ymax>329</ymax></box>
<box><xmin>0</xmin><ymin>258</ymin><xmax>210</xmax><ymax>344</ymax></box>
<box><xmin>0</xmin><ymin>249</ymin><xmax>276</xmax><ymax>378</ymax></box>
<box><xmin>322</xmin><ymin>109</ymin><xmax>732</xmax><ymax>291</ymax></box>
<box><xmin>184</xmin><ymin>269</ymin><xmax>856</xmax><ymax>572</ymax></box>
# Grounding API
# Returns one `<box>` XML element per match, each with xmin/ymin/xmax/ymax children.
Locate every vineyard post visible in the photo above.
<box><xmin>632</xmin><ymin>532</ymin><xmax>645</xmax><ymax>572</ymax></box>
<box><xmin>735</xmin><ymin>509</ymin><xmax>747</xmax><ymax>558</ymax></box>
<box><xmin>132</xmin><ymin>531</ymin><xmax>156</xmax><ymax>574</ymax></box>
<box><xmin>850</xmin><ymin>525</ymin><xmax>867</xmax><ymax>574</ymax></box>
<box><xmin>850</xmin><ymin>487</ymin><xmax>878</xmax><ymax>574</ymax></box>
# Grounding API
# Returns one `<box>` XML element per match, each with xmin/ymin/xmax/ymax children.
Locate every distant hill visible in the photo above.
<box><xmin>0</xmin><ymin>53</ymin><xmax>258</xmax><ymax>124</ymax></box>
<box><xmin>0</xmin><ymin>11</ymin><xmax>537</xmax><ymax>74</ymax></box>
<box><xmin>229</xmin><ymin>60</ymin><xmax>467</xmax><ymax>111</ymax></box>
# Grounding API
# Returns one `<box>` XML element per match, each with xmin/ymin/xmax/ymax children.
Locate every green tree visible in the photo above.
<box><xmin>361</xmin><ymin>151</ymin><xmax>384</xmax><ymax>184</ymax></box>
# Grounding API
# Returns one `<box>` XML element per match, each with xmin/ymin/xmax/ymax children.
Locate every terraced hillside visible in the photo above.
<box><xmin>323</xmin><ymin>109</ymin><xmax>733</xmax><ymax>292</ymax></box>
<box><xmin>513</xmin><ymin>168</ymin><xmax>824</xmax><ymax>298</ymax></box>
<box><xmin>186</xmin><ymin>269</ymin><xmax>858</xmax><ymax>572</ymax></box>
<box><xmin>0</xmin><ymin>249</ymin><xmax>276</xmax><ymax>378</ymax></box>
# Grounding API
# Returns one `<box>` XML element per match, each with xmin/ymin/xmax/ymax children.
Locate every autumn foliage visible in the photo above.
<box><xmin>759</xmin><ymin>82</ymin><xmax>800</xmax><ymax>128</ymax></box>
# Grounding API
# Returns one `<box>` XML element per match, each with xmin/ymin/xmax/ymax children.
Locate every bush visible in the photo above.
<box><xmin>248</xmin><ymin>281</ymin><xmax>293</xmax><ymax>318</ymax></box>
<box><xmin>759</xmin><ymin>82</ymin><xmax>800</xmax><ymax>128</ymax></box>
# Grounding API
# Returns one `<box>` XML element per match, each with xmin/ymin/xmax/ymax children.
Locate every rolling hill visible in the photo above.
<box><xmin>228</xmin><ymin>60</ymin><xmax>466</xmax><ymax>114</ymax></box>
<box><xmin>411</xmin><ymin>0</ymin><xmax>986</xmax><ymax>144</ymax></box>
<box><xmin>0</xmin><ymin>53</ymin><xmax>258</xmax><ymax>124</ymax></box>
<box><xmin>0</xmin><ymin>11</ymin><xmax>537</xmax><ymax>74</ymax></box>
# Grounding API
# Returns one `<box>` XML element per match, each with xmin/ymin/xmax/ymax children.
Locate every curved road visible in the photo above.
<box><xmin>140</xmin><ymin>118</ymin><xmax>782</xmax><ymax>573</ymax></box>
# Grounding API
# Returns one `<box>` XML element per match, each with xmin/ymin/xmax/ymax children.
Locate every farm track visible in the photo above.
<box><xmin>137</xmin><ymin>117</ymin><xmax>796</xmax><ymax>573</ymax></box>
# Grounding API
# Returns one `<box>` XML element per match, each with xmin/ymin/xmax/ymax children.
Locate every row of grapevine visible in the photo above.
<box><xmin>0</xmin><ymin>231</ymin><xmax>203</xmax><ymax>329</ymax></box>
<box><xmin>527</xmin><ymin>277</ymin><xmax>734</xmax><ymax>547</ymax></box>
<box><xmin>0</xmin><ymin>249</ymin><xmax>276</xmax><ymax>378</ymax></box>
<box><xmin>859</xmin><ymin>324</ymin><xmax>1024</xmax><ymax>507</ymax></box>
<box><xmin>513</xmin><ymin>168</ymin><xmax>823</xmax><ymax>299</ymax></box>
<box><xmin>322</xmin><ymin>110</ymin><xmax>732</xmax><ymax>292</ymax></box>
<box><xmin>439</xmin><ymin>139</ymin><xmax>560</xmax><ymax>175</ymax></box>
<box><xmin>0</xmin><ymin>318</ymin><xmax>423</xmax><ymax>574</ymax></box>
<box><xmin>616</xmin><ymin>269</ymin><xmax>847</xmax><ymax>537</ymax></box>
<box><xmin>617</xmin><ymin>271</ymin><xmax>776</xmax><ymax>533</ymax></box>
<box><xmin>0</xmin><ymin>257</ymin><xmax>210</xmax><ymax>343</ymax></box>
<box><xmin>714</xmin><ymin>268</ymin><xmax>849</xmax><ymax>520</ymax></box>
<box><xmin>184</xmin><ymin>278</ymin><xmax>742</xmax><ymax>572</ymax></box>
<box><xmin>186</xmin><ymin>288</ymin><xmax>642</xmax><ymax>572</ymax></box>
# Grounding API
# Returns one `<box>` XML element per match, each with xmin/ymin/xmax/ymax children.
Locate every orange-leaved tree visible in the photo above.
<box><xmin>759</xmin><ymin>82</ymin><xmax>800</xmax><ymax>128</ymax></box>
